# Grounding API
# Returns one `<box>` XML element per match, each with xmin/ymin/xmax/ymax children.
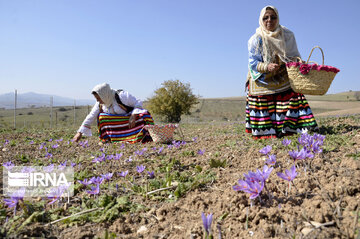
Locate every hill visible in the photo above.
<box><xmin>0</xmin><ymin>92</ymin><xmax>94</xmax><ymax>109</ymax></box>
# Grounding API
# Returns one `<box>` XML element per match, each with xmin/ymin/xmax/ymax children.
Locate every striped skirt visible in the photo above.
<box><xmin>245</xmin><ymin>89</ymin><xmax>318</xmax><ymax>139</ymax></box>
<box><xmin>98</xmin><ymin>112</ymin><xmax>155</xmax><ymax>143</ymax></box>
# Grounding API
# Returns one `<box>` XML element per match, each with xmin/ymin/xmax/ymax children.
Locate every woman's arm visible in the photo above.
<box><xmin>76</xmin><ymin>102</ymin><xmax>100</xmax><ymax>137</ymax></box>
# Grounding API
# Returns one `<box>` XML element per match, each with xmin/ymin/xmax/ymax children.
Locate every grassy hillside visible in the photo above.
<box><xmin>0</xmin><ymin>91</ymin><xmax>359</xmax><ymax>129</ymax></box>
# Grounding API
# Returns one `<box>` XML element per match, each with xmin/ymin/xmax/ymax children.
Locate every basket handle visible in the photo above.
<box><xmin>306</xmin><ymin>46</ymin><xmax>324</xmax><ymax>65</ymax></box>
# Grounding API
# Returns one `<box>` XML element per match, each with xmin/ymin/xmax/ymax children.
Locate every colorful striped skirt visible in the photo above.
<box><xmin>245</xmin><ymin>89</ymin><xmax>318</xmax><ymax>139</ymax></box>
<box><xmin>98</xmin><ymin>112</ymin><xmax>155</xmax><ymax>143</ymax></box>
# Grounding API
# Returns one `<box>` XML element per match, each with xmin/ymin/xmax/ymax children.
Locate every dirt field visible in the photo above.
<box><xmin>0</xmin><ymin>114</ymin><xmax>359</xmax><ymax>238</ymax></box>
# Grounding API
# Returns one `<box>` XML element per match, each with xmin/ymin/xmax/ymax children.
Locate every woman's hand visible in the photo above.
<box><xmin>129</xmin><ymin>114</ymin><xmax>137</xmax><ymax>129</ymax></box>
<box><xmin>73</xmin><ymin>132</ymin><xmax>83</xmax><ymax>142</ymax></box>
<box><xmin>267</xmin><ymin>63</ymin><xmax>280</xmax><ymax>72</ymax></box>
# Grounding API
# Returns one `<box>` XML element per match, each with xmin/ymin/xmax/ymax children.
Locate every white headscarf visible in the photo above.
<box><xmin>91</xmin><ymin>83</ymin><xmax>115</xmax><ymax>108</ymax></box>
<box><xmin>255</xmin><ymin>6</ymin><xmax>300</xmax><ymax>63</ymax></box>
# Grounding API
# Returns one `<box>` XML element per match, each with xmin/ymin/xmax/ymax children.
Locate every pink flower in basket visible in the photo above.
<box><xmin>299</xmin><ymin>64</ymin><xmax>311</xmax><ymax>75</ymax></box>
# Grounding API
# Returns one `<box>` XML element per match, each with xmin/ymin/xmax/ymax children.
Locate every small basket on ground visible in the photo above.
<box><xmin>144</xmin><ymin>124</ymin><xmax>179</xmax><ymax>143</ymax></box>
<box><xmin>286</xmin><ymin>46</ymin><xmax>340</xmax><ymax>95</ymax></box>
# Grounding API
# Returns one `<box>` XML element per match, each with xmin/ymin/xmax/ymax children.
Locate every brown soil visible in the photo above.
<box><xmin>0</xmin><ymin>116</ymin><xmax>360</xmax><ymax>239</ymax></box>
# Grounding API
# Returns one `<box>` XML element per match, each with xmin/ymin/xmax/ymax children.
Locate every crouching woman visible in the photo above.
<box><xmin>73</xmin><ymin>83</ymin><xmax>154</xmax><ymax>143</ymax></box>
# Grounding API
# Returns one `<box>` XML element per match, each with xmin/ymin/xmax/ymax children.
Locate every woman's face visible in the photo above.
<box><xmin>262</xmin><ymin>9</ymin><xmax>278</xmax><ymax>32</ymax></box>
<box><xmin>93</xmin><ymin>93</ymin><xmax>104</xmax><ymax>104</ymax></box>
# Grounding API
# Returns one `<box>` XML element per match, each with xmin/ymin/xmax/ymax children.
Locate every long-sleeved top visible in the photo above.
<box><xmin>77</xmin><ymin>91</ymin><xmax>147</xmax><ymax>136</ymax></box>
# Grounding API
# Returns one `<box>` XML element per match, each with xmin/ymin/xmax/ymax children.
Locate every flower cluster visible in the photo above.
<box><xmin>233</xmin><ymin>165</ymin><xmax>273</xmax><ymax>199</ymax></box>
<box><xmin>286</xmin><ymin>62</ymin><xmax>340</xmax><ymax>75</ymax></box>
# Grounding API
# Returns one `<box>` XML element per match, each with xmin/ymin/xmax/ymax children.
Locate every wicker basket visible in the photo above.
<box><xmin>286</xmin><ymin>46</ymin><xmax>340</xmax><ymax>95</ymax></box>
<box><xmin>144</xmin><ymin>124</ymin><xmax>178</xmax><ymax>143</ymax></box>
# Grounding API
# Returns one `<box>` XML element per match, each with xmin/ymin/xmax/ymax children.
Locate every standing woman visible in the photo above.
<box><xmin>245</xmin><ymin>6</ymin><xmax>318</xmax><ymax>139</ymax></box>
<box><xmin>73</xmin><ymin>83</ymin><xmax>154</xmax><ymax>143</ymax></box>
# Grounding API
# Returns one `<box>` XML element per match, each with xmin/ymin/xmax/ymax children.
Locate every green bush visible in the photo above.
<box><xmin>147</xmin><ymin>79</ymin><xmax>199</xmax><ymax>123</ymax></box>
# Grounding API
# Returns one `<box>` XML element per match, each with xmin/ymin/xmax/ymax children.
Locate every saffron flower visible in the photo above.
<box><xmin>197</xmin><ymin>149</ymin><xmax>205</xmax><ymax>155</ymax></box>
<box><xmin>101</xmin><ymin>173</ymin><xmax>113</xmax><ymax>181</ymax></box>
<box><xmin>21</xmin><ymin>166</ymin><xmax>35</xmax><ymax>173</ymax></box>
<box><xmin>158</xmin><ymin>147</ymin><xmax>164</xmax><ymax>154</ymax></box>
<box><xmin>77</xmin><ymin>178</ymin><xmax>93</xmax><ymax>186</ymax></box>
<box><xmin>136</xmin><ymin>165</ymin><xmax>146</xmax><ymax>173</ymax></box>
<box><xmin>91</xmin><ymin>176</ymin><xmax>104</xmax><ymax>185</ymax></box>
<box><xmin>259</xmin><ymin>145</ymin><xmax>272</xmax><ymax>155</ymax></box>
<box><xmin>282</xmin><ymin>139</ymin><xmax>291</xmax><ymax>146</ymax></box>
<box><xmin>117</xmin><ymin>170</ymin><xmax>129</xmax><ymax>178</ymax></box>
<box><xmin>233</xmin><ymin>179</ymin><xmax>264</xmax><ymax>199</ymax></box>
<box><xmin>147</xmin><ymin>171</ymin><xmax>155</xmax><ymax>179</ymax></box>
<box><xmin>45</xmin><ymin>151</ymin><xmax>53</xmax><ymax>159</ymax></box>
<box><xmin>192</xmin><ymin>137</ymin><xmax>198</xmax><ymax>143</ymax></box>
<box><xmin>257</xmin><ymin>165</ymin><xmax>273</xmax><ymax>182</ymax></box>
<box><xmin>43</xmin><ymin>164</ymin><xmax>55</xmax><ymax>173</ymax></box>
<box><xmin>58</xmin><ymin>161</ymin><xmax>67</xmax><ymax>170</ymax></box>
<box><xmin>3</xmin><ymin>161</ymin><xmax>15</xmax><ymax>171</ymax></box>
<box><xmin>288</xmin><ymin>148</ymin><xmax>307</xmax><ymax>161</ymax></box>
<box><xmin>87</xmin><ymin>184</ymin><xmax>100</xmax><ymax>195</ymax></box>
<box><xmin>265</xmin><ymin>154</ymin><xmax>276</xmax><ymax>165</ymax></box>
<box><xmin>277</xmin><ymin>165</ymin><xmax>297</xmax><ymax>182</ymax></box>
<box><xmin>47</xmin><ymin>187</ymin><xmax>64</xmax><ymax>205</ymax></box>
<box><xmin>70</xmin><ymin>162</ymin><xmax>76</xmax><ymax>167</ymax></box>
<box><xmin>3</xmin><ymin>188</ymin><xmax>26</xmax><ymax>215</ymax></box>
<box><xmin>52</xmin><ymin>144</ymin><xmax>59</xmax><ymax>149</ymax></box>
<box><xmin>114</xmin><ymin>153</ymin><xmax>123</xmax><ymax>160</ymax></box>
<box><xmin>201</xmin><ymin>212</ymin><xmax>213</xmax><ymax>236</ymax></box>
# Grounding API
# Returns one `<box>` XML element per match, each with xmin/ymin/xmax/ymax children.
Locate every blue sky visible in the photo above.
<box><xmin>0</xmin><ymin>0</ymin><xmax>358</xmax><ymax>101</ymax></box>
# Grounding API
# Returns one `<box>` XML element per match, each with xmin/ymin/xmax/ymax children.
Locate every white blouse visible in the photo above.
<box><xmin>77</xmin><ymin>91</ymin><xmax>147</xmax><ymax>136</ymax></box>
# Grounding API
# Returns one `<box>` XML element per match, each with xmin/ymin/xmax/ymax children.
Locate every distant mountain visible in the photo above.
<box><xmin>0</xmin><ymin>92</ymin><xmax>95</xmax><ymax>109</ymax></box>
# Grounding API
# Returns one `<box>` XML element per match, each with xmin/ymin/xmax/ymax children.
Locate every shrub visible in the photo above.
<box><xmin>147</xmin><ymin>79</ymin><xmax>199</xmax><ymax>123</ymax></box>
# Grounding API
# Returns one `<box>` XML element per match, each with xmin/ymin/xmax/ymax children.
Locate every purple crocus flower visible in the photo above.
<box><xmin>3</xmin><ymin>161</ymin><xmax>15</xmax><ymax>171</ymax></box>
<box><xmin>158</xmin><ymin>147</ymin><xmax>164</xmax><ymax>154</ymax></box>
<box><xmin>58</xmin><ymin>161</ymin><xmax>67</xmax><ymax>170</ymax></box>
<box><xmin>99</xmin><ymin>147</ymin><xmax>105</xmax><ymax>152</ymax></box>
<box><xmin>257</xmin><ymin>165</ymin><xmax>273</xmax><ymax>182</ymax></box>
<box><xmin>39</xmin><ymin>142</ymin><xmax>46</xmax><ymax>150</ymax></box>
<box><xmin>192</xmin><ymin>137</ymin><xmax>198</xmax><ymax>143</ymax></box>
<box><xmin>233</xmin><ymin>179</ymin><xmax>264</xmax><ymax>199</ymax></box>
<box><xmin>125</xmin><ymin>156</ymin><xmax>133</xmax><ymax>163</ymax></box>
<box><xmin>167</xmin><ymin>145</ymin><xmax>173</xmax><ymax>150</ymax></box>
<box><xmin>91</xmin><ymin>176</ymin><xmax>104</xmax><ymax>185</ymax></box>
<box><xmin>47</xmin><ymin>187</ymin><xmax>64</xmax><ymax>205</ymax></box>
<box><xmin>288</xmin><ymin>148</ymin><xmax>307</xmax><ymax>161</ymax></box>
<box><xmin>118</xmin><ymin>170</ymin><xmax>129</xmax><ymax>178</ymax></box>
<box><xmin>45</xmin><ymin>152</ymin><xmax>53</xmax><ymax>159</ymax></box>
<box><xmin>70</xmin><ymin>162</ymin><xmax>76</xmax><ymax>167</ymax></box>
<box><xmin>243</xmin><ymin>171</ymin><xmax>262</xmax><ymax>184</ymax></box>
<box><xmin>282</xmin><ymin>139</ymin><xmax>291</xmax><ymax>146</ymax></box>
<box><xmin>87</xmin><ymin>184</ymin><xmax>100</xmax><ymax>195</ymax></box>
<box><xmin>201</xmin><ymin>212</ymin><xmax>213</xmax><ymax>236</ymax></box>
<box><xmin>277</xmin><ymin>165</ymin><xmax>297</xmax><ymax>182</ymax></box>
<box><xmin>4</xmin><ymin>139</ymin><xmax>9</xmax><ymax>146</ymax></box>
<box><xmin>21</xmin><ymin>166</ymin><xmax>35</xmax><ymax>173</ymax></box>
<box><xmin>136</xmin><ymin>165</ymin><xmax>146</xmax><ymax>173</ymax></box>
<box><xmin>197</xmin><ymin>149</ymin><xmax>205</xmax><ymax>155</ymax></box>
<box><xmin>92</xmin><ymin>154</ymin><xmax>106</xmax><ymax>163</ymax></box>
<box><xmin>48</xmin><ymin>138</ymin><xmax>53</xmax><ymax>142</ymax></box>
<box><xmin>29</xmin><ymin>140</ymin><xmax>34</xmax><ymax>145</ymax></box>
<box><xmin>52</xmin><ymin>144</ymin><xmax>59</xmax><ymax>149</ymax></box>
<box><xmin>265</xmin><ymin>154</ymin><xmax>276</xmax><ymax>166</ymax></box>
<box><xmin>259</xmin><ymin>145</ymin><xmax>272</xmax><ymax>155</ymax></box>
<box><xmin>106</xmin><ymin>155</ymin><xmax>114</xmax><ymax>160</ymax></box>
<box><xmin>119</xmin><ymin>143</ymin><xmax>125</xmax><ymax>149</ymax></box>
<box><xmin>43</xmin><ymin>164</ymin><xmax>55</xmax><ymax>173</ymax></box>
<box><xmin>4</xmin><ymin>188</ymin><xmax>26</xmax><ymax>214</ymax></box>
<box><xmin>147</xmin><ymin>171</ymin><xmax>155</xmax><ymax>179</ymax></box>
<box><xmin>77</xmin><ymin>178</ymin><xmax>93</xmax><ymax>186</ymax></box>
<box><xmin>114</xmin><ymin>153</ymin><xmax>123</xmax><ymax>160</ymax></box>
<box><xmin>56</xmin><ymin>138</ymin><xmax>63</xmax><ymax>142</ymax></box>
<box><xmin>101</xmin><ymin>173</ymin><xmax>113</xmax><ymax>181</ymax></box>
